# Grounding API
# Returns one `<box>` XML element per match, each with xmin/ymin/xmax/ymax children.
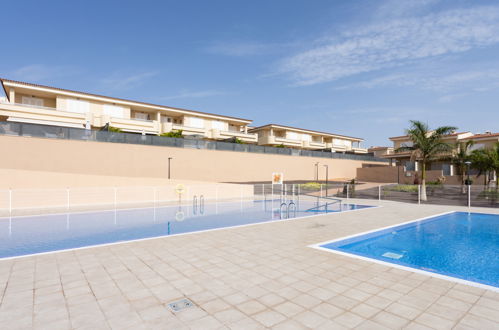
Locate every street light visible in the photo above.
<box><xmin>168</xmin><ymin>157</ymin><xmax>173</xmax><ymax>179</ymax></box>
<box><xmin>465</xmin><ymin>161</ymin><xmax>471</xmax><ymax>186</ymax></box>
<box><xmin>323</xmin><ymin>165</ymin><xmax>329</xmax><ymax>197</ymax></box>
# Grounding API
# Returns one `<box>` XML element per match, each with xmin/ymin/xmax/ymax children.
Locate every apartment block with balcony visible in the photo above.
<box><xmin>248</xmin><ymin>124</ymin><xmax>367</xmax><ymax>154</ymax></box>
<box><xmin>0</xmin><ymin>78</ymin><xmax>257</xmax><ymax>143</ymax></box>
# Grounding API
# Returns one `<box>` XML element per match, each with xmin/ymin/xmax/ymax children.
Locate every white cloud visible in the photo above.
<box><xmin>159</xmin><ymin>90</ymin><xmax>227</xmax><ymax>100</ymax></box>
<box><xmin>279</xmin><ymin>6</ymin><xmax>499</xmax><ymax>85</ymax></box>
<box><xmin>336</xmin><ymin>69</ymin><xmax>499</xmax><ymax>92</ymax></box>
<box><xmin>101</xmin><ymin>71</ymin><xmax>158</xmax><ymax>90</ymax></box>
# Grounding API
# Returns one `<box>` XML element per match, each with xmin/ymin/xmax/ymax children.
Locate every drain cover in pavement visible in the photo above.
<box><xmin>168</xmin><ymin>298</ymin><xmax>194</xmax><ymax>312</ymax></box>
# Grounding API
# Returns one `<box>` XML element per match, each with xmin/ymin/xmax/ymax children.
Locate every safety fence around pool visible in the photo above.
<box><xmin>0</xmin><ymin>182</ymin><xmax>497</xmax><ymax>217</ymax></box>
<box><xmin>260</xmin><ymin>183</ymin><xmax>498</xmax><ymax>208</ymax></box>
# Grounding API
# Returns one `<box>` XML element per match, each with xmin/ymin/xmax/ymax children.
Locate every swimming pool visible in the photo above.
<box><xmin>0</xmin><ymin>199</ymin><xmax>372</xmax><ymax>259</ymax></box>
<box><xmin>315</xmin><ymin>211</ymin><xmax>499</xmax><ymax>289</ymax></box>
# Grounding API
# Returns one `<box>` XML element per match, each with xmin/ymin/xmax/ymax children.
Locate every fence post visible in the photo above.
<box><xmin>114</xmin><ymin>187</ymin><xmax>117</xmax><ymax>209</ymax></box>
<box><xmin>467</xmin><ymin>184</ymin><xmax>471</xmax><ymax>208</ymax></box>
<box><xmin>66</xmin><ymin>188</ymin><xmax>70</xmax><ymax>212</ymax></box>
<box><xmin>320</xmin><ymin>184</ymin><xmax>323</xmax><ymax>198</ymax></box>
<box><xmin>418</xmin><ymin>185</ymin><xmax>421</xmax><ymax>205</ymax></box>
<box><xmin>271</xmin><ymin>184</ymin><xmax>274</xmax><ymax>200</ymax></box>
<box><xmin>346</xmin><ymin>184</ymin><xmax>349</xmax><ymax>199</ymax></box>
<box><xmin>378</xmin><ymin>185</ymin><xmax>381</xmax><ymax>201</ymax></box>
<box><xmin>153</xmin><ymin>187</ymin><xmax>157</xmax><ymax>207</ymax></box>
<box><xmin>262</xmin><ymin>183</ymin><xmax>265</xmax><ymax>200</ymax></box>
<box><xmin>9</xmin><ymin>189</ymin><xmax>12</xmax><ymax>217</ymax></box>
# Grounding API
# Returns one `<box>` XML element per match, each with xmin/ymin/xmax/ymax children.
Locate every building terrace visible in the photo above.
<box><xmin>249</xmin><ymin>124</ymin><xmax>368</xmax><ymax>154</ymax></box>
<box><xmin>0</xmin><ymin>78</ymin><xmax>258</xmax><ymax>143</ymax></box>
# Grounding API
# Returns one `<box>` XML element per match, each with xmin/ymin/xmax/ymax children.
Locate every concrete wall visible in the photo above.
<box><xmin>0</xmin><ymin>135</ymin><xmax>383</xmax><ymax>188</ymax></box>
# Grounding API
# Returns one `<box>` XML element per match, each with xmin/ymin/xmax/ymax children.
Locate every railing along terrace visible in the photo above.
<box><xmin>0</xmin><ymin>121</ymin><xmax>388</xmax><ymax>162</ymax></box>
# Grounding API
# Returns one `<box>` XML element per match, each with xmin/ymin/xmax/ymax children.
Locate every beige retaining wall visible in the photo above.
<box><xmin>0</xmin><ymin>135</ymin><xmax>384</xmax><ymax>188</ymax></box>
<box><xmin>356</xmin><ymin>165</ymin><xmax>482</xmax><ymax>185</ymax></box>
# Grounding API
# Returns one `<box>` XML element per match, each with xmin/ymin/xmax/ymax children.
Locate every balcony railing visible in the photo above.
<box><xmin>0</xmin><ymin>100</ymin><xmax>59</xmax><ymax>112</ymax></box>
<box><xmin>0</xmin><ymin>121</ymin><xmax>388</xmax><ymax>162</ymax></box>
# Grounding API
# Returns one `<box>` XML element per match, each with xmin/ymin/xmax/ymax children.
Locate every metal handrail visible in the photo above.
<box><xmin>287</xmin><ymin>201</ymin><xmax>296</xmax><ymax>218</ymax></box>
<box><xmin>280</xmin><ymin>202</ymin><xmax>287</xmax><ymax>219</ymax></box>
<box><xmin>193</xmin><ymin>195</ymin><xmax>198</xmax><ymax>215</ymax></box>
<box><xmin>199</xmin><ymin>195</ymin><xmax>204</xmax><ymax>214</ymax></box>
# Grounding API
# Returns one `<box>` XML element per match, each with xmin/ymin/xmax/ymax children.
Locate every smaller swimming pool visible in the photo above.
<box><xmin>314</xmin><ymin>211</ymin><xmax>499</xmax><ymax>290</ymax></box>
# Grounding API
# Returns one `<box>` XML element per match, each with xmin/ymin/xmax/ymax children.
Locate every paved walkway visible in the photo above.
<box><xmin>0</xmin><ymin>200</ymin><xmax>497</xmax><ymax>329</ymax></box>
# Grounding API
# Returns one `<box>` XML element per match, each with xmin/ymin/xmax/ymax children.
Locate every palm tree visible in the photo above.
<box><xmin>470</xmin><ymin>148</ymin><xmax>494</xmax><ymax>186</ymax></box>
<box><xmin>471</xmin><ymin>143</ymin><xmax>499</xmax><ymax>187</ymax></box>
<box><xmin>396</xmin><ymin>120</ymin><xmax>457</xmax><ymax>201</ymax></box>
<box><xmin>452</xmin><ymin>140</ymin><xmax>474</xmax><ymax>193</ymax></box>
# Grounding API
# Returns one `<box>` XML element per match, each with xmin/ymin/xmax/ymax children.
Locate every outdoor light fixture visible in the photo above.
<box><xmin>168</xmin><ymin>157</ymin><xmax>173</xmax><ymax>179</ymax></box>
<box><xmin>465</xmin><ymin>161</ymin><xmax>472</xmax><ymax>186</ymax></box>
<box><xmin>323</xmin><ymin>165</ymin><xmax>329</xmax><ymax>197</ymax></box>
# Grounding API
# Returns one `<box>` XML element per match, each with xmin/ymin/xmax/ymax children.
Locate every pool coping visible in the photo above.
<box><xmin>308</xmin><ymin>210</ymin><xmax>499</xmax><ymax>292</ymax></box>
<box><xmin>0</xmin><ymin>199</ymin><xmax>380</xmax><ymax>261</ymax></box>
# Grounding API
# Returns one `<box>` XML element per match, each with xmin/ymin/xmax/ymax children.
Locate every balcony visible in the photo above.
<box><xmin>108</xmin><ymin>117</ymin><xmax>159</xmax><ymax>134</ymax></box>
<box><xmin>352</xmin><ymin>147</ymin><xmax>368</xmax><ymax>154</ymax></box>
<box><xmin>212</xmin><ymin>129</ymin><xmax>258</xmax><ymax>143</ymax></box>
<box><xmin>260</xmin><ymin>135</ymin><xmax>302</xmax><ymax>147</ymax></box>
<box><xmin>163</xmin><ymin>123</ymin><xmax>208</xmax><ymax>137</ymax></box>
<box><xmin>303</xmin><ymin>140</ymin><xmax>326</xmax><ymax>149</ymax></box>
<box><xmin>0</xmin><ymin>101</ymin><xmax>87</xmax><ymax>128</ymax></box>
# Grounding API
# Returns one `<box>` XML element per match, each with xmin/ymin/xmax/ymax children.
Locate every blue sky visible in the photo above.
<box><xmin>1</xmin><ymin>0</ymin><xmax>498</xmax><ymax>146</ymax></box>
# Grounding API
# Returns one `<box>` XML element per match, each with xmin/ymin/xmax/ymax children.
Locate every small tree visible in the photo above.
<box><xmin>452</xmin><ymin>140</ymin><xmax>474</xmax><ymax>193</ymax></box>
<box><xmin>396</xmin><ymin>120</ymin><xmax>457</xmax><ymax>201</ymax></box>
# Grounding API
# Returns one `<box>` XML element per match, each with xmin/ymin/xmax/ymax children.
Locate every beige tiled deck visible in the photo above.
<box><xmin>0</xmin><ymin>200</ymin><xmax>498</xmax><ymax>329</ymax></box>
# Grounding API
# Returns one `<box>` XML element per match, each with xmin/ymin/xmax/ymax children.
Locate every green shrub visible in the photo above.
<box><xmin>234</xmin><ymin>138</ymin><xmax>244</xmax><ymax>144</ymax></box>
<box><xmin>386</xmin><ymin>185</ymin><xmax>419</xmax><ymax>193</ymax></box>
<box><xmin>299</xmin><ymin>182</ymin><xmax>322</xmax><ymax>190</ymax></box>
<box><xmin>160</xmin><ymin>130</ymin><xmax>183</xmax><ymax>138</ymax></box>
<box><xmin>108</xmin><ymin>126</ymin><xmax>122</xmax><ymax>133</ymax></box>
<box><xmin>275</xmin><ymin>144</ymin><xmax>285</xmax><ymax>148</ymax></box>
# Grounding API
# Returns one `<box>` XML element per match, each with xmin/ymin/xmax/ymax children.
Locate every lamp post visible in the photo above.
<box><xmin>323</xmin><ymin>165</ymin><xmax>329</xmax><ymax>197</ymax></box>
<box><xmin>465</xmin><ymin>161</ymin><xmax>471</xmax><ymax>186</ymax></box>
<box><xmin>168</xmin><ymin>157</ymin><xmax>173</xmax><ymax>179</ymax></box>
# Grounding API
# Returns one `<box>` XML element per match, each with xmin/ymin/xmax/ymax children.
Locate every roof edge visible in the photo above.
<box><xmin>0</xmin><ymin>78</ymin><xmax>252</xmax><ymax>123</ymax></box>
<box><xmin>249</xmin><ymin>123</ymin><xmax>363</xmax><ymax>141</ymax></box>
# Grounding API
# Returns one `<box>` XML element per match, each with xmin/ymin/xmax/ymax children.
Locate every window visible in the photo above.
<box><xmin>133</xmin><ymin>112</ymin><xmax>149</xmax><ymax>120</ymax></box>
<box><xmin>229</xmin><ymin>124</ymin><xmax>239</xmax><ymax>132</ymax></box>
<box><xmin>190</xmin><ymin>117</ymin><xmax>204</xmax><ymax>128</ymax></box>
<box><xmin>469</xmin><ymin>143</ymin><xmax>485</xmax><ymax>151</ymax></box>
<box><xmin>302</xmin><ymin>134</ymin><xmax>311</xmax><ymax>142</ymax></box>
<box><xmin>286</xmin><ymin>132</ymin><xmax>298</xmax><ymax>140</ymax></box>
<box><xmin>212</xmin><ymin>120</ymin><xmax>225</xmax><ymax>130</ymax></box>
<box><xmin>66</xmin><ymin>99</ymin><xmax>89</xmax><ymax>113</ymax></box>
<box><xmin>22</xmin><ymin>96</ymin><xmax>44</xmax><ymax>107</ymax></box>
<box><xmin>103</xmin><ymin>104</ymin><xmax>124</xmax><ymax>118</ymax></box>
<box><xmin>161</xmin><ymin>115</ymin><xmax>172</xmax><ymax>123</ymax></box>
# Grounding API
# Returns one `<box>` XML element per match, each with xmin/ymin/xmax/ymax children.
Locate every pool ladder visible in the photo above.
<box><xmin>193</xmin><ymin>195</ymin><xmax>204</xmax><ymax>215</ymax></box>
<box><xmin>280</xmin><ymin>201</ymin><xmax>297</xmax><ymax>219</ymax></box>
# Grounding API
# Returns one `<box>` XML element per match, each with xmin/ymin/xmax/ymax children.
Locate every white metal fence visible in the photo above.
<box><xmin>1</xmin><ymin>182</ymin><xmax>497</xmax><ymax>217</ymax></box>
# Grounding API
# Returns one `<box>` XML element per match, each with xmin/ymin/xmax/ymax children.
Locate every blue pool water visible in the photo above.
<box><xmin>0</xmin><ymin>199</ymin><xmax>372</xmax><ymax>258</ymax></box>
<box><xmin>321</xmin><ymin>212</ymin><xmax>499</xmax><ymax>288</ymax></box>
